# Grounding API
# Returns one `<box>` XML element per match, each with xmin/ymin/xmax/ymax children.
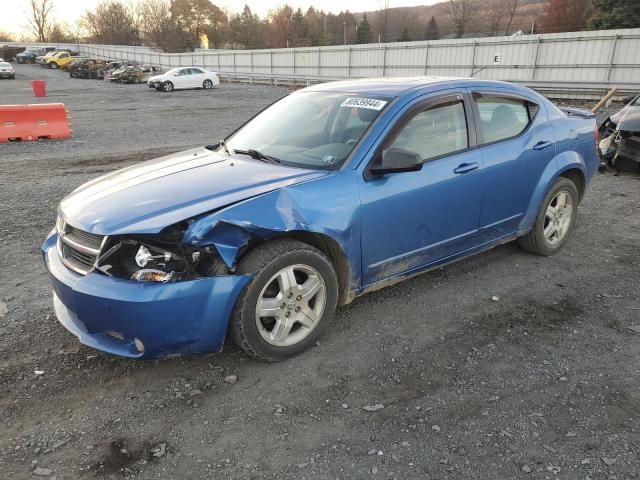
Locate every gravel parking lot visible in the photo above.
<box><xmin>1</xmin><ymin>63</ymin><xmax>639</xmax><ymax>480</ymax></box>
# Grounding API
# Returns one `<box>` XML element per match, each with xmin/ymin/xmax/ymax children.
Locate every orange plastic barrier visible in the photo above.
<box><xmin>0</xmin><ymin>103</ymin><xmax>72</xmax><ymax>142</ymax></box>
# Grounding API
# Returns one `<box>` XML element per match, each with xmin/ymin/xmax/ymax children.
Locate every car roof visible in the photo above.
<box><xmin>303</xmin><ymin>76</ymin><xmax>533</xmax><ymax>98</ymax></box>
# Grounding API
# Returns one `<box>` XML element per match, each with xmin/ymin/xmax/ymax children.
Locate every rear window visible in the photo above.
<box><xmin>474</xmin><ymin>93</ymin><xmax>539</xmax><ymax>145</ymax></box>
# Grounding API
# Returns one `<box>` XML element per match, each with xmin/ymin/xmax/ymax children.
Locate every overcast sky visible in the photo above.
<box><xmin>2</xmin><ymin>0</ymin><xmax>441</xmax><ymax>38</ymax></box>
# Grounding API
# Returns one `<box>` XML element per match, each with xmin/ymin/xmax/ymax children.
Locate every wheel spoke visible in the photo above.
<box><xmin>300</xmin><ymin>275</ymin><xmax>322</xmax><ymax>301</ymax></box>
<box><xmin>270</xmin><ymin>318</ymin><xmax>293</xmax><ymax>344</ymax></box>
<box><xmin>556</xmin><ymin>191</ymin><xmax>568</xmax><ymax>208</ymax></box>
<box><xmin>544</xmin><ymin>223</ymin><xmax>556</xmax><ymax>240</ymax></box>
<box><xmin>277</xmin><ymin>267</ymin><xmax>298</xmax><ymax>293</ymax></box>
<box><xmin>257</xmin><ymin>295</ymin><xmax>282</xmax><ymax>318</ymax></box>
<box><xmin>299</xmin><ymin>306</ymin><xmax>320</xmax><ymax>329</ymax></box>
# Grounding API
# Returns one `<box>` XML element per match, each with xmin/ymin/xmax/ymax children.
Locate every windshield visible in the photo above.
<box><xmin>225</xmin><ymin>91</ymin><xmax>391</xmax><ymax>170</ymax></box>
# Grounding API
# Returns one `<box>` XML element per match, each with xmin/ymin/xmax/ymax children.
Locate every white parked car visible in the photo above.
<box><xmin>0</xmin><ymin>61</ymin><xmax>15</xmax><ymax>79</ymax></box>
<box><xmin>147</xmin><ymin>67</ymin><xmax>219</xmax><ymax>92</ymax></box>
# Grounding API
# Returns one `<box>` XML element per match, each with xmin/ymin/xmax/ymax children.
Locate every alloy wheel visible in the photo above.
<box><xmin>255</xmin><ymin>264</ymin><xmax>327</xmax><ymax>347</ymax></box>
<box><xmin>543</xmin><ymin>190</ymin><xmax>574</xmax><ymax>246</ymax></box>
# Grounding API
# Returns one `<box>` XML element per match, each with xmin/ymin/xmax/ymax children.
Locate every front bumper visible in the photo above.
<box><xmin>148</xmin><ymin>81</ymin><xmax>160</xmax><ymax>88</ymax></box>
<box><xmin>42</xmin><ymin>233</ymin><xmax>250</xmax><ymax>359</ymax></box>
<box><xmin>0</xmin><ymin>72</ymin><xmax>14</xmax><ymax>78</ymax></box>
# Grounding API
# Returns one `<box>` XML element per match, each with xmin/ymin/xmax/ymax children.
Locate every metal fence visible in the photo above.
<box><xmin>10</xmin><ymin>29</ymin><xmax>640</xmax><ymax>98</ymax></box>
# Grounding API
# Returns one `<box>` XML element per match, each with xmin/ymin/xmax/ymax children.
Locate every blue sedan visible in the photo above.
<box><xmin>42</xmin><ymin>77</ymin><xmax>599</xmax><ymax>361</ymax></box>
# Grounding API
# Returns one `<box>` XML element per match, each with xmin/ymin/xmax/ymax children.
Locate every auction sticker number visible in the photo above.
<box><xmin>340</xmin><ymin>98</ymin><xmax>388</xmax><ymax>110</ymax></box>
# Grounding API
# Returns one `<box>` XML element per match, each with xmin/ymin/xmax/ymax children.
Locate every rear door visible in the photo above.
<box><xmin>190</xmin><ymin>68</ymin><xmax>205</xmax><ymax>87</ymax></box>
<box><xmin>469</xmin><ymin>90</ymin><xmax>556</xmax><ymax>241</ymax></box>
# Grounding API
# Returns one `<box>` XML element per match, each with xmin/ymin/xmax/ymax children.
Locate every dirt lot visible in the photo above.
<box><xmin>1</xmin><ymin>64</ymin><xmax>639</xmax><ymax>480</ymax></box>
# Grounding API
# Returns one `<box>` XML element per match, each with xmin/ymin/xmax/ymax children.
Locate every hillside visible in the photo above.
<box><xmin>355</xmin><ymin>0</ymin><xmax>549</xmax><ymax>41</ymax></box>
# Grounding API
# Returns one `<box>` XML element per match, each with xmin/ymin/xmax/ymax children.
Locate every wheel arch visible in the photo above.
<box><xmin>519</xmin><ymin>151</ymin><xmax>587</xmax><ymax>233</ymax></box>
<box><xmin>245</xmin><ymin>231</ymin><xmax>353</xmax><ymax>306</ymax></box>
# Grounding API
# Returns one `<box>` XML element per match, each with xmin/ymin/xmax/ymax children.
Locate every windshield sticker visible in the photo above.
<box><xmin>340</xmin><ymin>98</ymin><xmax>387</xmax><ymax>110</ymax></box>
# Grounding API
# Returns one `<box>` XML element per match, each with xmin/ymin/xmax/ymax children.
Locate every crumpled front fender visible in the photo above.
<box><xmin>182</xmin><ymin>171</ymin><xmax>362</xmax><ymax>297</ymax></box>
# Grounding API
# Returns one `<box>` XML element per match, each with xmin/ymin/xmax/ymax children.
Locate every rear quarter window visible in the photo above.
<box><xmin>475</xmin><ymin>94</ymin><xmax>539</xmax><ymax>145</ymax></box>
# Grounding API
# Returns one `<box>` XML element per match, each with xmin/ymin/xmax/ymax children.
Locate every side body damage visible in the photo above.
<box><xmin>183</xmin><ymin>171</ymin><xmax>362</xmax><ymax>305</ymax></box>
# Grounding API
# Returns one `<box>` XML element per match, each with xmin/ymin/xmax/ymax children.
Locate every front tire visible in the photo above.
<box><xmin>518</xmin><ymin>177</ymin><xmax>579</xmax><ymax>256</ymax></box>
<box><xmin>162</xmin><ymin>81</ymin><xmax>174</xmax><ymax>92</ymax></box>
<box><xmin>203</xmin><ymin>79</ymin><xmax>213</xmax><ymax>89</ymax></box>
<box><xmin>229</xmin><ymin>240</ymin><xmax>338</xmax><ymax>361</ymax></box>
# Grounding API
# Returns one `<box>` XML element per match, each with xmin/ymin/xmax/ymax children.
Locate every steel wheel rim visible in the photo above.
<box><xmin>255</xmin><ymin>264</ymin><xmax>327</xmax><ymax>347</ymax></box>
<box><xmin>543</xmin><ymin>189</ymin><xmax>574</xmax><ymax>246</ymax></box>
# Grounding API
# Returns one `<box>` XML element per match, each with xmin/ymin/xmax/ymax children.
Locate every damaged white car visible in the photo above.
<box><xmin>599</xmin><ymin>95</ymin><xmax>640</xmax><ymax>173</ymax></box>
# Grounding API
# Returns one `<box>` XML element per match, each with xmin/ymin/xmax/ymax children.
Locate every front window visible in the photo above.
<box><xmin>389</xmin><ymin>99</ymin><xmax>469</xmax><ymax>162</ymax></box>
<box><xmin>225</xmin><ymin>92</ymin><xmax>391</xmax><ymax>170</ymax></box>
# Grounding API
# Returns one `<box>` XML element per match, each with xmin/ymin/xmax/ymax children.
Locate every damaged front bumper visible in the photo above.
<box><xmin>42</xmin><ymin>232</ymin><xmax>250</xmax><ymax>359</ymax></box>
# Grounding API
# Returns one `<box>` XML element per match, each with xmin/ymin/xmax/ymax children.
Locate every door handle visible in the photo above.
<box><xmin>453</xmin><ymin>162</ymin><xmax>479</xmax><ymax>174</ymax></box>
<box><xmin>533</xmin><ymin>140</ymin><xmax>552</xmax><ymax>151</ymax></box>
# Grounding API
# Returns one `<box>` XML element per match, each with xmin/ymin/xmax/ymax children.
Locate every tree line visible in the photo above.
<box><xmin>3</xmin><ymin>0</ymin><xmax>638</xmax><ymax>52</ymax></box>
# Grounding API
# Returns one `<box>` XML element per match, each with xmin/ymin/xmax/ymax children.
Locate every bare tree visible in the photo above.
<box><xmin>504</xmin><ymin>0</ymin><xmax>519</xmax><ymax>35</ymax></box>
<box><xmin>28</xmin><ymin>0</ymin><xmax>55</xmax><ymax>42</ymax></box>
<box><xmin>376</xmin><ymin>0</ymin><xmax>390</xmax><ymax>42</ymax></box>
<box><xmin>446</xmin><ymin>0</ymin><xmax>477</xmax><ymax>38</ymax></box>
<box><xmin>486</xmin><ymin>0</ymin><xmax>507</xmax><ymax>36</ymax></box>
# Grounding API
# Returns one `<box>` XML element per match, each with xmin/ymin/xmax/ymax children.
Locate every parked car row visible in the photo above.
<box><xmin>16</xmin><ymin>53</ymin><xmax>221</xmax><ymax>92</ymax></box>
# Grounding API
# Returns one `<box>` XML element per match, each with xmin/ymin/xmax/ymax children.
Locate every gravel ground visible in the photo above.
<box><xmin>1</xmin><ymin>64</ymin><xmax>639</xmax><ymax>480</ymax></box>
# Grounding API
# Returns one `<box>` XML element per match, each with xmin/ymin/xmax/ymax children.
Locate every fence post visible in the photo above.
<box><xmin>424</xmin><ymin>43</ymin><xmax>430</xmax><ymax>75</ymax></box>
<box><xmin>382</xmin><ymin>45</ymin><xmax>387</xmax><ymax>77</ymax></box>
<box><xmin>250</xmin><ymin>50</ymin><xmax>254</xmax><ymax>73</ymax></box>
<box><xmin>233</xmin><ymin>51</ymin><xmax>236</xmax><ymax>73</ymax></box>
<box><xmin>531</xmin><ymin>38</ymin><xmax>542</xmax><ymax>80</ymax></box>
<box><xmin>347</xmin><ymin>46</ymin><xmax>352</xmax><ymax>78</ymax></box>
<box><xmin>607</xmin><ymin>34</ymin><xmax>619</xmax><ymax>82</ymax></box>
<box><xmin>270</xmin><ymin>49</ymin><xmax>274</xmax><ymax>75</ymax></box>
<box><xmin>470</xmin><ymin>41</ymin><xmax>477</xmax><ymax>76</ymax></box>
<box><xmin>317</xmin><ymin>48</ymin><xmax>321</xmax><ymax>76</ymax></box>
<box><xmin>293</xmin><ymin>48</ymin><xmax>296</xmax><ymax>75</ymax></box>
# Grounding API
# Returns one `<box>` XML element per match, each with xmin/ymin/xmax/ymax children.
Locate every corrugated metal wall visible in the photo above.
<box><xmin>12</xmin><ymin>29</ymin><xmax>640</xmax><ymax>89</ymax></box>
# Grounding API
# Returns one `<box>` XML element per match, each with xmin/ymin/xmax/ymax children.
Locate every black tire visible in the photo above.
<box><xmin>203</xmin><ymin>79</ymin><xmax>213</xmax><ymax>89</ymax></box>
<box><xmin>517</xmin><ymin>177</ymin><xmax>579</xmax><ymax>256</ymax></box>
<box><xmin>229</xmin><ymin>239</ymin><xmax>339</xmax><ymax>361</ymax></box>
<box><xmin>162</xmin><ymin>81</ymin><xmax>173</xmax><ymax>92</ymax></box>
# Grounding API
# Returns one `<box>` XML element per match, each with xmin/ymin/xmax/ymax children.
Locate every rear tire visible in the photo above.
<box><xmin>229</xmin><ymin>240</ymin><xmax>338</xmax><ymax>361</ymax></box>
<box><xmin>518</xmin><ymin>177</ymin><xmax>579</xmax><ymax>256</ymax></box>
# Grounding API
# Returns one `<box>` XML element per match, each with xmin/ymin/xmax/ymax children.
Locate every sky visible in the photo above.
<box><xmin>2</xmin><ymin>0</ymin><xmax>441</xmax><ymax>38</ymax></box>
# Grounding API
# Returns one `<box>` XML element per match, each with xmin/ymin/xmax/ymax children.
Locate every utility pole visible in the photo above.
<box><xmin>343</xmin><ymin>21</ymin><xmax>347</xmax><ymax>45</ymax></box>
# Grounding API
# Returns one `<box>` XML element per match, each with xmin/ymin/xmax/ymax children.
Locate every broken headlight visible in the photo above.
<box><xmin>95</xmin><ymin>224</ymin><xmax>229</xmax><ymax>282</ymax></box>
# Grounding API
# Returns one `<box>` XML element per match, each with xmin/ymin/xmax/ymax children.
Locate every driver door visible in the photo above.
<box><xmin>174</xmin><ymin>68</ymin><xmax>189</xmax><ymax>88</ymax></box>
<box><xmin>359</xmin><ymin>92</ymin><xmax>485</xmax><ymax>286</ymax></box>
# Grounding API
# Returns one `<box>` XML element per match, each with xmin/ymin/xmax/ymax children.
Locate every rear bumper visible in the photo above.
<box><xmin>42</xmin><ymin>233</ymin><xmax>250</xmax><ymax>359</ymax></box>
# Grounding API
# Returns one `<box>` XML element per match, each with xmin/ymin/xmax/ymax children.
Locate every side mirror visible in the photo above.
<box><xmin>370</xmin><ymin>147</ymin><xmax>423</xmax><ymax>175</ymax></box>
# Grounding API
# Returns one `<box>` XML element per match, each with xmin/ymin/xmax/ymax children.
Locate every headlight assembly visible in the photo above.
<box><xmin>93</xmin><ymin>226</ymin><xmax>229</xmax><ymax>283</ymax></box>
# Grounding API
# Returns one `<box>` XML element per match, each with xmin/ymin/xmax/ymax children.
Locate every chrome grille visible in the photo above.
<box><xmin>57</xmin><ymin>220</ymin><xmax>106</xmax><ymax>275</ymax></box>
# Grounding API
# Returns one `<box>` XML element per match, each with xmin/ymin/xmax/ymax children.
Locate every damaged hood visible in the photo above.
<box><xmin>610</xmin><ymin>101</ymin><xmax>640</xmax><ymax>132</ymax></box>
<box><xmin>59</xmin><ymin>147</ymin><xmax>328</xmax><ymax>235</ymax></box>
